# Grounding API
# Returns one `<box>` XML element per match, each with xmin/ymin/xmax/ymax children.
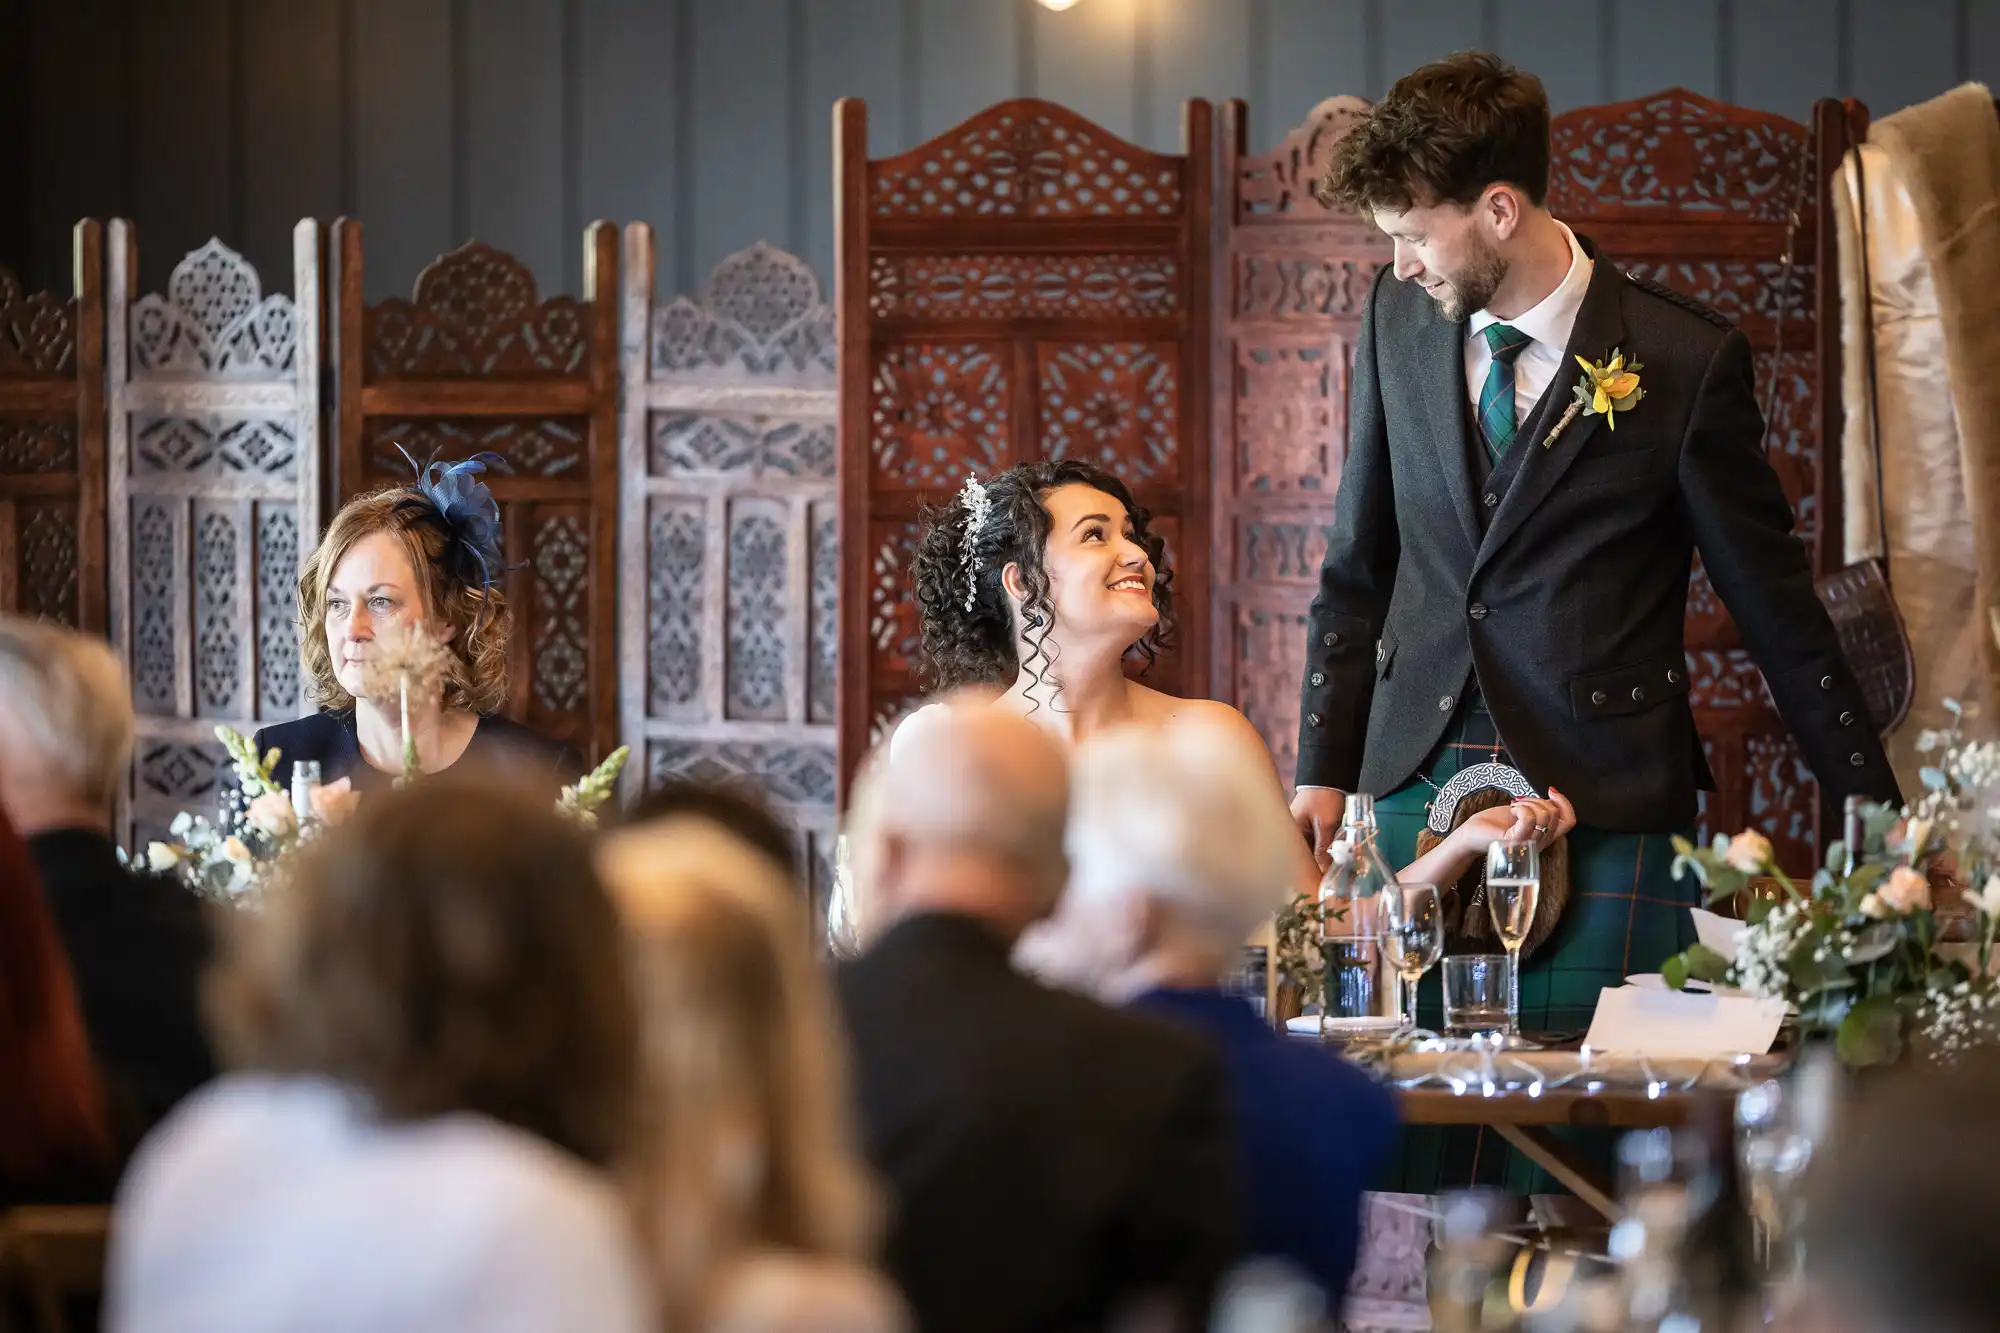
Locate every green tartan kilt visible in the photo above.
<box><xmin>1369</xmin><ymin>699</ymin><xmax>1698</xmax><ymax>1195</ymax></box>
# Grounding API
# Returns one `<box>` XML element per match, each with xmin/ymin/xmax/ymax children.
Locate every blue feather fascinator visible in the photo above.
<box><xmin>391</xmin><ymin>443</ymin><xmax>507</xmax><ymax>607</ymax></box>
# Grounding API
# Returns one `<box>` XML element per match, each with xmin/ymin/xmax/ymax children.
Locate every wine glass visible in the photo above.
<box><xmin>1484</xmin><ymin>840</ymin><xmax>1540</xmax><ymax>1046</ymax></box>
<box><xmin>1383</xmin><ymin>883</ymin><xmax>1444</xmax><ymax>1033</ymax></box>
<box><xmin>1736</xmin><ymin>1077</ymin><xmax>1816</xmax><ymax>1278</ymax></box>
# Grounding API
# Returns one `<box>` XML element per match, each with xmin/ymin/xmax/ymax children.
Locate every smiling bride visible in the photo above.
<box><xmin>895</xmin><ymin>459</ymin><xmax>1573</xmax><ymax>903</ymax></box>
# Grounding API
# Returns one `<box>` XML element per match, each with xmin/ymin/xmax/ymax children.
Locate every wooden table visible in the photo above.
<box><xmin>1399</xmin><ymin>1084</ymin><xmax>1714</xmax><ymax>1217</ymax></box>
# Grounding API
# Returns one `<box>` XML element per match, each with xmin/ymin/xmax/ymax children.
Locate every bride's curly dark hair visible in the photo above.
<box><xmin>911</xmin><ymin>459</ymin><xmax>1175</xmax><ymax>699</ymax></box>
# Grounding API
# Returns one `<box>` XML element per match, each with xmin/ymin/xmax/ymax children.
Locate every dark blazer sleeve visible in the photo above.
<box><xmin>1297</xmin><ymin>264</ymin><xmax>1401</xmax><ymax>789</ymax></box>
<box><xmin>1109</xmin><ymin>1040</ymin><xmax>1243</xmax><ymax>1331</ymax></box>
<box><xmin>1677</xmin><ymin>329</ymin><xmax>1900</xmax><ymax>804</ymax></box>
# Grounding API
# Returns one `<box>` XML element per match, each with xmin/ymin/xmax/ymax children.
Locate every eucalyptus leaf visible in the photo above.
<box><xmin>1837</xmin><ymin>995</ymin><xmax>1905</xmax><ymax>1067</ymax></box>
<box><xmin>1746</xmin><ymin>896</ymin><xmax>1774</xmax><ymax>926</ymax></box>
<box><xmin>1662</xmin><ymin>954</ymin><xmax>1691</xmax><ymax>991</ymax></box>
<box><xmin>1685</xmin><ymin>943</ymin><xmax>1731</xmax><ymax>984</ymax></box>
<box><xmin>1921</xmin><ymin>767</ymin><xmax>1949</xmax><ymax>791</ymax></box>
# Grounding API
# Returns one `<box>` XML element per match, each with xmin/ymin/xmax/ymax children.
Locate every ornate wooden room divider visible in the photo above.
<box><xmin>0</xmin><ymin>223</ymin><xmax>105</xmax><ymax>631</ymax></box>
<box><xmin>107</xmin><ymin>222</ymin><xmax>323</xmax><ymax>849</ymax></box>
<box><xmin>1213</xmin><ymin>97</ymin><xmax>1388</xmax><ymax>791</ymax></box>
<box><xmin>619</xmin><ymin>229</ymin><xmax>840</xmax><ymax>897</ymax></box>
<box><xmin>1217</xmin><ymin>90</ymin><xmax>1833</xmax><ymax>869</ymax></box>
<box><xmin>330</xmin><ymin>222</ymin><xmax>620</xmax><ymax>762</ymax></box>
<box><xmin>1546</xmin><ymin>92</ymin><xmax>1831</xmax><ymax>869</ymax></box>
<box><xmin>833</xmin><ymin>96</ymin><xmax>1215</xmax><ymax>796</ymax></box>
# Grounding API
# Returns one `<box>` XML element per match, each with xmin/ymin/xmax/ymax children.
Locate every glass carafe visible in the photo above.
<box><xmin>1318</xmin><ymin>792</ymin><xmax>1402</xmax><ymax>1036</ymax></box>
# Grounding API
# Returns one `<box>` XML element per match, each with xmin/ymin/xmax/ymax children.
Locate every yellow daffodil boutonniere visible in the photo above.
<box><xmin>1573</xmin><ymin>349</ymin><xmax>1645</xmax><ymax>428</ymax></box>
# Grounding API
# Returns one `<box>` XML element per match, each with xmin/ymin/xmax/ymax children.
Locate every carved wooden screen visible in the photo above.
<box><xmin>834</xmin><ymin>96</ymin><xmax>1215</xmax><ymax>797</ymax></box>
<box><xmin>0</xmin><ymin>222</ymin><xmax>106</xmax><ymax>631</ymax></box>
<box><xmin>107</xmin><ymin>222</ymin><xmax>323</xmax><ymax>849</ymax></box>
<box><xmin>619</xmin><ymin>229</ymin><xmax>840</xmax><ymax>900</ymax></box>
<box><xmin>331</xmin><ymin>223</ymin><xmax>619</xmax><ymax>762</ymax></box>
<box><xmin>1214</xmin><ymin>98</ymin><xmax>1389</xmax><ymax>791</ymax></box>
<box><xmin>1546</xmin><ymin>91</ymin><xmax>1829</xmax><ymax>869</ymax></box>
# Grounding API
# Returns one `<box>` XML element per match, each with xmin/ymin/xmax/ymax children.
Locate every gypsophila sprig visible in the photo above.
<box><xmin>1663</xmin><ymin>696</ymin><xmax>2000</xmax><ymax>1068</ymax></box>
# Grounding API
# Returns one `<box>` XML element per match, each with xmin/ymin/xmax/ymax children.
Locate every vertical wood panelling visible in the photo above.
<box><xmin>1149</xmin><ymin>0</ymin><xmax>1253</xmax><ymax>151</ymax></box>
<box><xmin>243</xmin><ymin>0</ymin><xmax>343</xmax><ymax>292</ymax></box>
<box><xmin>130</xmin><ymin>0</ymin><xmax>233</xmax><ymax>277</ymax></box>
<box><xmin>1730</xmin><ymin>0</ymin><xmax>1840</xmax><ymax>119</ymax></box>
<box><xmin>1495</xmin><ymin>0</ymin><xmax>1602</xmax><ymax>112</ymax></box>
<box><xmin>1380</xmin><ymin>0</ymin><xmax>1487</xmax><ymax>89</ymax></box>
<box><xmin>1973</xmin><ymin>0</ymin><xmax>2000</xmax><ymax>92</ymax></box>
<box><xmin>1612</xmin><ymin>0</ymin><xmax>1722</xmax><ymax>99</ymax></box>
<box><xmin>1261</xmin><ymin>0</ymin><xmax>1370</xmax><ymax>142</ymax></box>
<box><xmin>803</xmin><ymin>0</ymin><xmax>907</xmax><ymax>286</ymax></box>
<box><xmin>578</xmin><ymin>0</ymin><xmax>680</xmax><ymax>301</ymax></box>
<box><xmin>353</xmin><ymin>0</ymin><xmax>453</xmax><ymax>299</ymax></box>
<box><xmin>689</xmin><ymin>0</ymin><xmax>793</xmax><ymax>289</ymax></box>
<box><xmin>915</xmin><ymin>0</ymin><xmax>1019</xmax><ymax>140</ymax></box>
<box><xmin>1850</xmin><ymin>0</ymin><xmax>1960</xmax><ymax>117</ymax></box>
<box><xmin>1034</xmin><ymin>0</ymin><xmax>1141</xmax><ymax>142</ymax></box>
<box><xmin>466</xmin><ymin>0</ymin><xmax>568</xmax><ymax>291</ymax></box>
<box><xmin>25</xmin><ymin>0</ymin><xmax>125</xmax><ymax>289</ymax></box>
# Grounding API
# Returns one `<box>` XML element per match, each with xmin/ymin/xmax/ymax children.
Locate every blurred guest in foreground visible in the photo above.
<box><xmin>108</xmin><ymin>775</ymin><xmax>652</xmax><ymax>1333</ymax></box>
<box><xmin>254</xmin><ymin>451</ymin><xmax>575</xmax><ymax>796</ymax></box>
<box><xmin>600</xmin><ymin>788</ymin><xmax>905</xmax><ymax>1333</ymax></box>
<box><xmin>0</xmin><ymin>798</ymin><xmax>117</xmax><ymax>1205</ymax></box>
<box><xmin>0</xmin><ymin>615</ymin><xmax>214</xmax><ymax>1141</ymax></box>
<box><xmin>1789</xmin><ymin>1058</ymin><xmax>2000</xmax><ymax>1333</ymax></box>
<box><xmin>1026</xmin><ymin>716</ymin><xmax>1401</xmax><ymax>1315</ymax></box>
<box><xmin>839</xmin><ymin>702</ymin><xmax>1241</xmax><ymax>1333</ymax></box>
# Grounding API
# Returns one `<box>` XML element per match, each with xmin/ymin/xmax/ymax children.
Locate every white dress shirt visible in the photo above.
<box><xmin>1464</xmin><ymin>221</ymin><xmax>1594</xmax><ymax>426</ymax></box>
<box><xmin>109</xmin><ymin>1075</ymin><xmax>654</xmax><ymax>1333</ymax></box>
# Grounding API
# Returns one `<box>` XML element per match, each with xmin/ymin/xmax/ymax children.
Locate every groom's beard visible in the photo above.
<box><xmin>1432</xmin><ymin>239</ymin><xmax>1508</xmax><ymax>323</ymax></box>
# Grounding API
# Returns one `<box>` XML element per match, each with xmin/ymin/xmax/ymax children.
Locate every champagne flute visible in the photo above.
<box><xmin>1484</xmin><ymin>839</ymin><xmax>1540</xmax><ymax>1047</ymax></box>
<box><xmin>1384</xmin><ymin>883</ymin><xmax>1444</xmax><ymax>1033</ymax></box>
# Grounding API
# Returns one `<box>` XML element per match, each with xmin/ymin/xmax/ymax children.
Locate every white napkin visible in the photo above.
<box><xmin>1583</xmin><ymin>984</ymin><xmax>1787</xmax><ymax>1057</ymax></box>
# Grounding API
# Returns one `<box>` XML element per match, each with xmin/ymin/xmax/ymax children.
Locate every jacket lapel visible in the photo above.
<box><xmin>1472</xmin><ymin>255</ymin><xmax>1629</xmax><ymax>576</ymax></box>
<box><xmin>1409</xmin><ymin>299</ymin><xmax>1483</xmax><ymax>553</ymax></box>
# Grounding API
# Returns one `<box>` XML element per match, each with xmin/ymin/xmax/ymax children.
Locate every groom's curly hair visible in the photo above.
<box><xmin>1313</xmin><ymin>50</ymin><xmax>1550</xmax><ymax>214</ymax></box>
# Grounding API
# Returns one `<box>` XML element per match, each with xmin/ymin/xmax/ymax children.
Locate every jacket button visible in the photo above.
<box><xmin>1323</xmin><ymin>632</ymin><xmax>1341</xmax><ymax>648</ymax></box>
<box><xmin>1375</xmin><ymin>642</ymin><xmax>1387</xmax><ymax>664</ymax></box>
<box><xmin>1666</xmin><ymin>669</ymin><xmax>1682</xmax><ymax>685</ymax></box>
<box><xmin>1591</xmin><ymin>690</ymin><xmax>1608</xmax><ymax>706</ymax></box>
<box><xmin>1482</xmin><ymin>492</ymin><xmax>1499</xmax><ymax>508</ymax></box>
<box><xmin>1850</xmin><ymin>752</ymin><xmax>1866</xmax><ymax>766</ymax></box>
<box><xmin>1438</xmin><ymin>695</ymin><xmax>1455</xmax><ymax>713</ymax></box>
<box><xmin>1468</xmin><ymin>603</ymin><xmax>1488</xmax><ymax>620</ymax></box>
<box><xmin>1631</xmin><ymin>686</ymin><xmax>1647</xmax><ymax>702</ymax></box>
<box><xmin>1839</xmin><ymin>709</ymin><xmax>1856</xmax><ymax>726</ymax></box>
<box><xmin>1820</xmin><ymin>675</ymin><xmax>1836</xmax><ymax>690</ymax></box>
<box><xmin>1310</xmin><ymin>671</ymin><xmax>1325</xmax><ymax>687</ymax></box>
<box><xmin>1308</xmin><ymin>712</ymin><xmax>1323</xmax><ymax>727</ymax></box>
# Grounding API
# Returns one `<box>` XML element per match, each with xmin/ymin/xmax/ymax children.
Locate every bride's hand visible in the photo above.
<box><xmin>1447</xmin><ymin>787</ymin><xmax>1576</xmax><ymax>857</ymax></box>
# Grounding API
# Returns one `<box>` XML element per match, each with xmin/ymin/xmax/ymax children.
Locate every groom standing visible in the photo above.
<box><xmin>1289</xmin><ymin>54</ymin><xmax>1899</xmax><ymax>1039</ymax></box>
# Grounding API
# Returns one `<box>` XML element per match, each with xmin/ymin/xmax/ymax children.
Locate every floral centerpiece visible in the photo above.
<box><xmin>1663</xmin><ymin>700</ymin><xmax>2000</xmax><ymax>1067</ymax></box>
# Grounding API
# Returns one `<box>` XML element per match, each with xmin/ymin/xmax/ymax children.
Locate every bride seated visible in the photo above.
<box><xmin>900</xmin><ymin>460</ymin><xmax>1571</xmax><ymax>895</ymax></box>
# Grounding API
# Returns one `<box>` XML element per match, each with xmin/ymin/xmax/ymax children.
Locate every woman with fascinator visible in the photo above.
<box><xmin>252</xmin><ymin>450</ymin><xmax>578</xmax><ymax>797</ymax></box>
<box><xmin>903</xmin><ymin>460</ymin><xmax>1571</xmax><ymax>897</ymax></box>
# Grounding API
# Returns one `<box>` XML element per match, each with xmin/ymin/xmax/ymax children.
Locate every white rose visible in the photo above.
<box><xmin>221</xmin><ymin>835</ymin><xmax>255</xmax><ymax>866</ymax></box>
<box><xmin>1975</xmin><ymin>875</ymin><xmax>2000</xmax><ymax>920</ymax></box>
<box><xmin>146</xmin><ymin>841</ymin><xmax>182</xmax><ymax>872</ymax></box>
<box><xmin>1725</xmin><ymin>830</ymin><xmax>1773</xmax><ymax>873</ymax></box>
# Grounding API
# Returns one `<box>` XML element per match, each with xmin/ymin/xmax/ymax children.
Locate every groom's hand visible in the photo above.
<box><xmin>1290</xmin><ymin>787</ymin><xmax>1345</xmax><ymax>872</ymax></box>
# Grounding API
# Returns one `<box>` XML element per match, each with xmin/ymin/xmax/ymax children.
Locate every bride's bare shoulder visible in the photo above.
<box><xmin>1129</xmin><ymin>685</ymin><xmax>1265</xmax><ymax>737</ymax></box>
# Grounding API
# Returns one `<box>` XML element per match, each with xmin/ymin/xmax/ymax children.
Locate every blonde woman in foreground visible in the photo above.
<box><xmin>599</xmin><ymin>794</ymin><xmax>907</xmax><ymax>1333</ymax></box>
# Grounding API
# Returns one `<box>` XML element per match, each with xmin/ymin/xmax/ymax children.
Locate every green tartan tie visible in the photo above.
<box><xmin>1477</xmin><ymin>323</ymin><xmax>1533</xmax><ymax>463</ymax></box>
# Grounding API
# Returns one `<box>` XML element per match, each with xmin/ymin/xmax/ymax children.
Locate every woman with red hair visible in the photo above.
<box><xmin>0</xmin><ymin>797</ymin><xmax>115</xmax><ymax>1204</ymax></box>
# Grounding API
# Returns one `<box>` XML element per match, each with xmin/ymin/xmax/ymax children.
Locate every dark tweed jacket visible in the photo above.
<box><xmin>1296</xmin><ymin>243</ymin><xmax>1899</xmax><ymax>831</ymax></box>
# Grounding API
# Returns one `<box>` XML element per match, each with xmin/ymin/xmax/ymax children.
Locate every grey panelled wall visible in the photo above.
<box><xmin>10</xmin><ymin>0</ymin><xmax>2000</xmax><ymax>299</ymax></box>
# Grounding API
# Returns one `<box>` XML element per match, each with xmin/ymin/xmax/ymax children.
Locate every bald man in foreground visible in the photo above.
<box><xmin>837</xmin><ymin>704</ymin><xmax>1242</xmax><ymax>1333</ymax></box>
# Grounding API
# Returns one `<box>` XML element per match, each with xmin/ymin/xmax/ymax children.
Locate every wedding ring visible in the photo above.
<box><xmin>1534</xmin><ymin>824</ymin><xmax>1547</xmax><ymax>834</ymax></box>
